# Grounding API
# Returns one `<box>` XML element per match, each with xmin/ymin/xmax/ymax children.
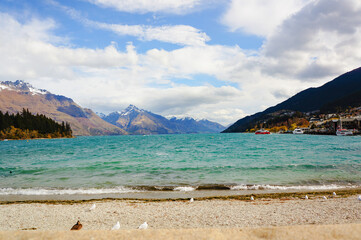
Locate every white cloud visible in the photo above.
<box><xmin>262</xmin><ymin>0</ymin><xmax>361</xmax><ymax>80</ymax></box>
<box><xmin>221</xmin><ymin>0</ymin><xmax>311</xmax><ymax>37</ymax></box>
<box><xmin>87</xmin><ymin>0</ymin><xmax>202</xmax><ymax>14</ymax></box>
<box><xmin>0</xmin><ymin>12</ymin><xmax>245</xmax><ymax>124</ymax></box>
<box><xmin>2</xmin><ymin>0</ymin><xmax>361</xmax><ymax>125</ymax></box>
<box><xmin>49</xmin><ymin>0</ymin><xmax>210</xmax><ymax>46</ymax></box>
<box><xmin>96</xmin><ymin>22</ymin><xmax>210</xmax><ymax>46</ymax></box>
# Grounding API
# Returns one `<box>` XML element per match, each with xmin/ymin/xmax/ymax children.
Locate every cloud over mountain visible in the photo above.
<box><xmin>1</xmin><ymin>0</ymin><xmax>361</xmax><ymax>125</ymax></box>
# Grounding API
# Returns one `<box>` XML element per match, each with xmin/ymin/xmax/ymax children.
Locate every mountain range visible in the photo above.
<box><xmin>223</xmin><ymin>67</ymin><xmax>361</xmax><ymax>133</ymax></box>
<box><xmin>0</xmin><ymin>81</ymin><xmax>224</xmax><ymax>135</ymax></box>
<box><xmin>101</xmin><ymin>105</ymin><xmax>225</xmax><ymax>135</ymax></box>
<box><xmin>0</xmin><ymin>80</ymin><xmax>126</xmax><ymax>136</ymax></box>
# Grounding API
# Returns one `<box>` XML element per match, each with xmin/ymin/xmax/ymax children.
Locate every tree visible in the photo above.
<box><xmin>0</xmin><ymin>110</ymin><xmax>73</xmax><ymax>140</ymax></box>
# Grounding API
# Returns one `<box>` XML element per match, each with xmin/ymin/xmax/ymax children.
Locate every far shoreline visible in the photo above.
<box><xmin>1</xmin><ymin>188</ymin><xmax>360</xmax><ymax>204</ymax></box>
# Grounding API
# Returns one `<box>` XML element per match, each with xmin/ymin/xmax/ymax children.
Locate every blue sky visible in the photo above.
<box><xmin>1</xmin><ymin>0</ymin><xmax>361</xmax><ymax>125</ymax></box>
<box><xmin>3</xmin><ymin>0</ymin><xmax>263</xmax><ymax>51</ymax></box>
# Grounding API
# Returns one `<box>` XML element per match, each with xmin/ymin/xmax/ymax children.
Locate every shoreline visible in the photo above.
<box><xmin>1</xmin><ymin>188</ymin><xmax>360</xmax><ymax>204</ymax></box>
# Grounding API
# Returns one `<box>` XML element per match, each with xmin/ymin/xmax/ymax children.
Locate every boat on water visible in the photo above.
<box><xmin>336</xmin><ymin>129</ymin><xmax>353</xmax><ymax>136</ymax></box>
<box><xmin>336</xmin><ymin>118</ymin><xmax>353</xmax><ymax>136</ymax></box>
<box><xmin>255</xmin><ymin>129</ymin><xmax>270</xmax><ymax>135</ymax></box>
<box><xmin>292</xmin><ymin>128</ymin><xmax>304</xmax><ymax>134</ymax></box>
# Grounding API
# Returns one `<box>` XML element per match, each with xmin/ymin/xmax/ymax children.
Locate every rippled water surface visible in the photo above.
<box><xmin>1</xmin><ymin>133</ymin><xmax>360</xmax><ymax>194</ymax></box>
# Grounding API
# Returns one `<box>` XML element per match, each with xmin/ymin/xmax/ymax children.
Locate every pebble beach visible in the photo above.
<box><xmin>0</xmin><ymin>195</ymin><xmax>360</xmax><ymax>230</ymax></box>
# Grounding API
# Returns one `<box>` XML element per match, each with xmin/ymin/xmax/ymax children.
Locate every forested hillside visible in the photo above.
<box><xmin>0</xmin><ymin>109</ymin><xmax>72</xmax><ymax>140</ymax></box>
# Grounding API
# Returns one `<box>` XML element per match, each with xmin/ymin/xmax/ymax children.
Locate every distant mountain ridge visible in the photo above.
<box><xmin>223</xmin><ymin>67</ymin><xmax>361</xmax><ymax>133</ymax></box>
<box><xmin>101</xmin><ymin>105</ymin><xmax>225</xmax><ymax>135</ymax></box>
<box><xmin>0</xmin><ymin>81</ymin><xmax>225</xmax><ymax>135</ymax></box>
<box><xmin>0</xmin><ymin>80</ymin><xmax>127</xmax><ymax>136</ymax></box>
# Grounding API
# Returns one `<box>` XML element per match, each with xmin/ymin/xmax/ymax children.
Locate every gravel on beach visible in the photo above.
<box><xmin>0</xmin><ymin>196</ymin><xmax>360</xmax><ymax>231</ymax></box>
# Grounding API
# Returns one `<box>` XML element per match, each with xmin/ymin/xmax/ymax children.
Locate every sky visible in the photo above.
<box><xmin>1</xmin><ymin>0</ymin><xmax>361</xmax><ymax>125</ymax></box>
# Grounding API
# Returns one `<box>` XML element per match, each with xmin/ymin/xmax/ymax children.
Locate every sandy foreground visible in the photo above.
<box><xmin>0</xmin><ymin>195</ymin><xmax>360</xmax><ymax>239</ymax></box>
<box><xmin>0</xmin><ymin>224</ymin><xmax>360</xmax><ymax>240</ymax></box>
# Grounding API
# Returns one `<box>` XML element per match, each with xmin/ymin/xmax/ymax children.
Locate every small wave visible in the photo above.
<box><xmin>230</xmin><ymin>184</ymin><xmax>359</xmax><ymax>191</ymax></box>
<box><xmin>133</xmin><ymin>186</ymin><xmax>174</xmax><ymax>191</ymax></box>
<box><xmin>1</xmin><ymin>184</ymin><xmax>358</xmax><ymax>196</ymax></box>
<box><xmin>0</xmin><ymin>187</ymin><xmax>140</xmax><ymax>195</ymax></box>
<box><xmin>173</xmin><ymin>186</ymin><xmax>196</xmax><ymax>192</ymax></box>
<box><xmin>196</xmin><ymin>185</ymin><xmax>231</xmax><ymax>190</ymax></box>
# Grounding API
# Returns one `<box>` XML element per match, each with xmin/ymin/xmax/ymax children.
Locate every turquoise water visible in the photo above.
<box><xmin>0</xmin><ymin>133</ymin><xmax>360</xmax><ymax>195</ymax></box>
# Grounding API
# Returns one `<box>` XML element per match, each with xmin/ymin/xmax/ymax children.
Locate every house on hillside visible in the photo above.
<box><xmin>339</xmin><ymin>117</ymin><xmax>361</xmax><ymax>129</ymax></box>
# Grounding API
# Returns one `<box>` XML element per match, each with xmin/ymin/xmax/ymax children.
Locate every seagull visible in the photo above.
<box><xmin>189</xmin><ymin>198</ymin><xmax>194</xmax><ymax>202</ymax></box>
<box><xmin>305</xmin><ymin>195</ymin><xmax>309</xmax><ymax>200</ymax></box>
<box><xmin>250</xmin><ymin>196</ymin><xmax>254</xmax><ymax>201</ymax></box>
<box><xmin>112</xmin><ymin>221</ymin><xmax>120</xmax><ymax>230</ymax></box>
<box><xmin>89</xmin><ymin>203</ymin><xmax>96</xmax><ymax>211</ymax></box>
<box><xmin>70</xmin><ymin>221</ymin><xmax>82</xmax><ymax>230</ymax></box>
<box><xmin>358</xmin><ymin>195</ymin><xmax>361</xmax><ymax>201</ymax></box>
<box><xmin>138</xmin><ymin>222</ymin><xmax>148</xmax><ymax>229</ymax></box>
<box><xmin>333</xmin><ymin>192</ymin><xmax>337</xmax><ymax>196</ymax></box>
<box><xmin>323</xmin><ymin>196</ymin><xmax>327</xmax><ymax>200</ymax></box>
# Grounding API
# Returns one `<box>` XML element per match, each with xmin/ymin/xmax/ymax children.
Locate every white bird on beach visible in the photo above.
<box><xmin>305</xmin><ymin>195</ymin><xmax>309</xmax><ymax>200</ymax></box>
<box><xmin>358</xmin><ymin>195</ymin><xmax>361</xmax><ymax>201</ymax></box>
<box><xmin>323</xmin><ymin>196</ymin><xmax>327</xmax><ymax>200</ymax></box>
<box><xmin>190</xmin><ymin>198</ymin><xmax>194</xmax><ymax>202</ymax></box>
<box><xmin>89</xmin><ymin>203</ymin><xmax>96</xmax><ymax>211</ymax></box>
<box><xmin>138</xmin><ymin>222</ymin><xmax>148</xmax><ymax>229</ymax></box>
<box><xmin>250</xmin><ymin>196</ymin><xmax>254</xmax><ymax>201</ymax></box>
<box><xmin>112</xmin><ymin>221</ymin><xmax>120</xmax><ymax>230</ymax></box>
<box><xmin>333</xmin><ymin>192</ymin><xmax>337</xmax><ymax>196</ymax></box>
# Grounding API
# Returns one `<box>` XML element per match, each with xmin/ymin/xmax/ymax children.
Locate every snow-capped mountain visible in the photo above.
<box><xmin>168</xmin><ymin>117</ymin><xmax>225</xmax><ymax>133</ymax></box>
<box><xmin>0</xmin><ymin>80</ymin><xmax>48</xmax><ymax>95</ymax></box>
<box><xmin>102</xmin><ymin>105</ymin><xmax>172</xmax><ymax>135</ymax></box>
<box><xmin>102</xmin><ymin>105</ymin><xmax>225</xmax><ymax>135</ymax></box>
<box><xmin>0</xmin><ymin>80</ymin><xmax>127</xmax><ymax>136</ymax></box>
<box><xmin>119</xmin><ymin>104</ymin><xmax>145</xmax><ymax>116</ymax></box>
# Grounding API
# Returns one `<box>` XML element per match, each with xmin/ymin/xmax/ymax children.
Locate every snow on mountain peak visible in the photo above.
<box><xmin>0</xmin><ymin>80</ymin><xmax>48</xmax><ymax>95</ymax></box>
<box><xmin>167</xmin><ymin>116</ymin><xmax>195</xmax><ymax>121</ymax></box>
<box><xmin>96</xmin><ymin>112</ymin><xmax>106</xmax><ymax>118</ymax></box>
<box><xmin>0</xmin><ymin>84</ymin><xmax>9</xmax><ymax>91</ymax></box>
<box><xmin>120</xmin><ymin>104</ymin><xmax>144</xmax><ymax>116</ymax></box>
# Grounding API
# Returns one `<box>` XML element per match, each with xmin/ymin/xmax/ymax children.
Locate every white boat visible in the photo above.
<box><xmin>292</xmin><ymin>128</ymin><xmax>304</xmax><ymax>134</ymax></box>
<box><xmin>336</xmin><ymin>118</ymin><xmax>353</xmax><ymax>136</ymax></box>
<box><xmin>336</xmin><ymin>129</ymin><xmax>353</xmax><ymax>136</ymax></box>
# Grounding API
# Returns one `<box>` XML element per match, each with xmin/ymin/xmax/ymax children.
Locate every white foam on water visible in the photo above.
<box><xmin>0</xmin><ymin>187</ymin><xmax>141</xmax><ymax>195</ymax></box>
<box><xmin>230</xmin><ymin>185</ymin><xmax>248</xmax><ymax>190</ymax></box>
<box><xmin>230</xmin><ymin>184</ymin><xmax>359</xmax><ymax>191</ymax></box>
<box><xmin>173</xmin><ymin>186</ymin><xmax>196</xmax><ymax>192</ymax></box>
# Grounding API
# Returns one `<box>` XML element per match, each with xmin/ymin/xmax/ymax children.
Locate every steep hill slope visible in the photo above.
<box><xmin>0</xmin><ymin>81</ymin><xmax>127</xmax><ymax>136</ymax></box>
<box><xmin>223</xmin><ymin>67</ymin><xmax>361</xmax><ymax>133</ymax></box>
